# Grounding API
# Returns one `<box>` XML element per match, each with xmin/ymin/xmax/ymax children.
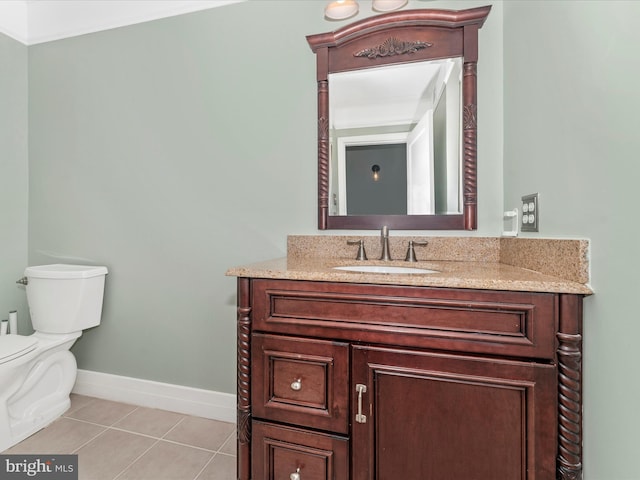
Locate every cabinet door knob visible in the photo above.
<box><xmin>290</xmin><ymin>379</ymin><xmax>302</xmax><ymax>391</ymax></box>
<box><xmin>290</xmin><ymin>467</ymin><xmax>301</xmax><ymax>480</ymax></box>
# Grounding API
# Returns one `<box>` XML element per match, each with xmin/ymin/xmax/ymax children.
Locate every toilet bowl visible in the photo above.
<box><xmin>0</xmin><ymin>264</ymin><xmax>107</xmax><ymax>452</ymax></box>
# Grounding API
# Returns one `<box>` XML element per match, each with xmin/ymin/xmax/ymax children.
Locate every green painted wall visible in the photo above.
<box><xmin>503</xmin><ymin>1</ymin><xmax>640</xmax><ymax>478</ymax></box>
<box><xmin>26</xmin><ymin>0</ymin><xmax>503</xmax><ymax>394</ymax></box>
<box><xmin>8</xmin><ymin>0</ymin><xmax>639</xmax><ymax>476</ymax></box>
<box><xmin>0</xmin><ymin>33</ymin><xmax>29</xmax><ymax>331</ymax></box>
<box><xmin>27</xmin><ymin>0</ymin><xmax>321</xmax><ymax>393</ymax></box>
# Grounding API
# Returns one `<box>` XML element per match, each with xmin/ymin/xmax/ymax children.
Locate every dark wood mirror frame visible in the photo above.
<box><xmin>307</xmin><ymin>6</ymin><xmax>491</xmax><ymax>230</ymax></box>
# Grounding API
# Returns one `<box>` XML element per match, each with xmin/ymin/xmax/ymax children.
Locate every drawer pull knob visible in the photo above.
<box><xmin>355</xmin><ymin>383</ymin><xmax>367</xmax><ymax>423</ymax></box>
<box><xmin>290</xmin><ymin>379</ymin><xmax>302</xmax><ymax>391</ymax></box>
<box><xmin>290</xmin><ymin>467</ymin><xmax>301</xmax><ymax>480</ymax></box>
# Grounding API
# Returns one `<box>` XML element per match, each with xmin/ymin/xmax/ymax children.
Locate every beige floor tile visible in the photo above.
<box><xmin>163</xmin><ymin>417</ymin><xmax>235</xmax><ymax>451</ymax></box>
<box><xmin>66</xmin><ymin>398</ymin><xmax>138</xmax><ymax>426</ymax></box>
<box><xmin>76</xmin><ymin>429</ymin><xmax>157</xmax><ymax>480</ymax></box>
<box><xmin>4</xmin><ymin>395</ymin><xmax>237</xmax><ymax>480</ymax></box>
<box><xmin>67</xmin><ymin>394</ymin><xmax>98</xmax><ymax>415</ymax></box>
<box><xmin>196</xmin><ymin>454</ymin><xmax>236</xmax><ymax>480</ymax></box>
<box><xmin>117</xmin><ymin>440</ymin><xmax>213</xmax><ymax>480</ymax></box>
<box><xmin>218</xmin><ymin>433</ymin><xmax>236</xmax><ymax>456</ymax></box>
<box><xmin>113</xmin><ymin>407</ymin><xmax>185</xmax><ymax>438</ymax></box>
<box><xmin>3</xmin><ymin>417</ymin><xmax>105</xmax><ymax>454</ymax></box>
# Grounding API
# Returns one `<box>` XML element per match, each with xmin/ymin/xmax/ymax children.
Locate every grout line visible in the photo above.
<box><xmin>111</xmin><ymin>405</ymin><xmax>140</xmax><ymax>426</ymax></box>
<box><xmin>213</xmin><ymin>451</ymin><xmax>235</xmax><ymax>458</ymax></box>
<box><xmin>153</xmin><ymin>437</ymin><xmax>217</xmax><ymax>454</ymax></box>
<box><xmin>97</xmin><ymin>425</ymin><xmax>179</xmax><ymax>443</ymax></box>
<box><xmin>66</xmin><ymin>395</ymin><xmax>98</xmax><ymax>416</ymax></box>
<box><xmin>160</xmin><ymin>415</ymin><xmax>186</xmax><ymax>440</ymax></box>
<box><xmin>70</xmin><ymin>426</ymin><xmax>109</xmax><ymax>455</ymax></box>
<box><xmin>63</xmin><ymin>416</ymin><xmax>115</xmax><ymax>430</ymax></box>
<box><xmin>157</xmin><ymin>416</ymin><xmax>222</xmax><ymax>453</ymax></box>
<box><xmin>13</xmin><ymin>397</ymin><xmax>237</xmax><ymax>479</ymax></box>
<box><xmin>62</xmin><ymin>415</ymin><xmax>232</xmax><ymax>454</ymax></box>
<box><xmin>193</xmin><ymin>453</ymin><xmax>216</xmax><ymax>480</ymax></box>
<box><xmin>61</xmin><ymin>414</ymin><xmax>127</xmax><ymax>431</ymax></box>
<box><xmin>190</xmin><ymin>429</ymin><xmax>237</xmax><ymax>480</ymax></box>
<box><xmin>63</xmin><ymin>405</ymin><xmax>140</xmax><ymax>429</ymax></box>
<box><xmin>112</xmin><ymin>437</ymin><xmax>162</xmax><ymax>480</ymax></box>
<box><xmin>218</xmin><ymin>429</ymin><xmax>237</xmax><ymax>454</ymax></box>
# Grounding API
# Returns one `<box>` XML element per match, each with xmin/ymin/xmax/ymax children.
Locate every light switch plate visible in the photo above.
<box><xmin>521</xmin><ymin>193</ymin><xmax>539</xmax><ymax>232</ymax></box>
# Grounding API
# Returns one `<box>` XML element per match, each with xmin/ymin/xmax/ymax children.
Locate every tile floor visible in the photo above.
<box><xmin>2</xmin><ymin>394</ymin><xmax>237</xmax><ymax>480</ymax></box>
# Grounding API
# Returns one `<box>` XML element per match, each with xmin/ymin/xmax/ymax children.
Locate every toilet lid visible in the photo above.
<box><xmin>0</xmin><ymin>335</ymin><xmax>38</xmax><ymax>365</ymax></box>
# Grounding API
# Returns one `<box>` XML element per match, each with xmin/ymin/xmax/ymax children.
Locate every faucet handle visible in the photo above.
<box><xmin>347</xmin><ymin>239</ymin><xmax>368</xmax><ymax>261</ymax></box>
<box><xmin>405</xmin><ymin>240</ymin><xmax>428</xmax><ymax>262</ymax></box>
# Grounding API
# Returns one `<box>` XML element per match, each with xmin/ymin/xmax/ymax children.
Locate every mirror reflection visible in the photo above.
<box><xmin>328</xmin><ymin>58</ymin><xmax>462</xmax><ymax>217</ymax></box>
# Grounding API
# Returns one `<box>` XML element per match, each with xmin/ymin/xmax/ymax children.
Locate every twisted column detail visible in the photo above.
<box><xmin>236</xmin><ymin>278</ymin><xmax>251</xmax><ymax>480</ymax></box>
<box><xmin>318</xmin><ymin>80</ymin><xmax>329</xmax><ymax>229</ymax></box>
<box><xmin>557</xmin><ymin>331</ymin><xmax>583</xmax><ymax>480</ymax></box>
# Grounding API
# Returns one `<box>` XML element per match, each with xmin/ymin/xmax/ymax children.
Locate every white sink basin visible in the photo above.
<box><xmin>333</xmin><ymin>265</ymin><xmax>439</xmax><ymax>274</ymax></box>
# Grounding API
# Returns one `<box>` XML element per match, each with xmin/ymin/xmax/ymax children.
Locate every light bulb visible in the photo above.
<box><xmin>325</xmin><ymin>0</ymin><xmax>359</xmax><ymax>20</ymax></box>
<box><xmin>372</xmin><ymin>0</ymin><xmax>408</xmax><ymax>13</ymax></box>
<box><xmin>371</xmin><ymin>164</ymin><xmax>381</xmax><ymax>181</ymax></box>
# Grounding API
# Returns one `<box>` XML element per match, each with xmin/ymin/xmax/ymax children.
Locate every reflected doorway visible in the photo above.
<box><xmin>345</xmin><ymin>144</ymin><xmax>407</xmax><ymax>215</ymax></box>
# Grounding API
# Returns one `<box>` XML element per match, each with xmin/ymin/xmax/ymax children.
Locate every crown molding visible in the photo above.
<box><xmin>0</xmin><ymin>0</ymin><xmax>245</xmax><ymax>46</ymax></box>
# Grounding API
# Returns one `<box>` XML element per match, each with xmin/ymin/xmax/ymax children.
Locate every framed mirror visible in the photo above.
<box><xmin>307</xmin><ymin>6</ymin><xmax>491</xmax><ymax>230</ymax></box>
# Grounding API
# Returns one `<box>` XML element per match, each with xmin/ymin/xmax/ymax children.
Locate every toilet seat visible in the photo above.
<box><xmin>0</xmin><ymin>336</ymin><xmax>38</xmax><ymax>365</ymax></box>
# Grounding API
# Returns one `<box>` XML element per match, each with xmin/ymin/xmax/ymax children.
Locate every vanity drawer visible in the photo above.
<box><xmin>252</xmin><ymin>421</ymin><xmax>349</xmax><ymax>480</ymax></box>
<box><xmin>252</xmin><ymin>333</ymin><xmax>349</xmax><ymax>434</ymax></box>
<box><xmin>252</xmin><ymin>279</ymin><xmax>558</xmax><ymax>359</ymax></box>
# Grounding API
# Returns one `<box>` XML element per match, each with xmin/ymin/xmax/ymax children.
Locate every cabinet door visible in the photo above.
<box><xmin>351</xmin><ymin>346</ymin><xmax>557</xmax><ymax>480</ymax></box>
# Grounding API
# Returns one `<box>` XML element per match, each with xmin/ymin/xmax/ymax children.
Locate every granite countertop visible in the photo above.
<box><xmin>226</xmin><ymin>256</ymin><xmax>593</xmax><ymax>295</ymax></box>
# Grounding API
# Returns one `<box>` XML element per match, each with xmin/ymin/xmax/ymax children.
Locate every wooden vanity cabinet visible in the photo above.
<box><xmin>236</xmin><ymin>278</ymin><xmax>585</xmax><ymax>480</ymax></box>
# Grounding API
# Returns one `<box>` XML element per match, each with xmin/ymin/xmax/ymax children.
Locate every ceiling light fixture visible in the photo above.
<box><xmin>325</xmin><ymin>0</ymin><xmax>359</xmax><ymax>20</ymax></box>
<box><xmin>325</xmin><ymin>0</ymin><xmax>408</xmax><ymax>21</ymax></box>
<box><xmin>371</xmin><ymin>164</ymin><xmax>381</xmax><ymax>181</ymax></box>
<box><xmin>372</xmin><ymin>0</ymin><xmax>409</xmax><ymax>12</ymax></box>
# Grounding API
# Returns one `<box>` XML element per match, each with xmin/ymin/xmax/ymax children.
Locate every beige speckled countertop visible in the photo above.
<box><xmin>226</xmin><ymin>237</ymin><xmax>593</xmax><ymax>295</ymax></box>
<box><xmin>226</xmin><ymin>257</ymin><xmax>592</xmax><ymax>294</ymax></box>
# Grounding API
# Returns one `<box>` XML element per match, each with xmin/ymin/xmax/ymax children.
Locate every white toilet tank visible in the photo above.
<box><xmin>24</xmin><ymin>264</ymin><xmax>108</xmax><ymax>334</ymax></box>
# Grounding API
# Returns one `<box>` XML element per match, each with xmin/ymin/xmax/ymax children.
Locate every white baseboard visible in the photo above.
<box><xmin>73</xmin><ymin>369</ymin><xmax>236</xmax><ymax>424</ymax></box>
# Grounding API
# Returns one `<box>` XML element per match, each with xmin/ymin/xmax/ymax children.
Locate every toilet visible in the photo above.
<box><xmin>0</xmin><ymin>264</ymin><xmax>108</xmax><ymax>452</ymax></box>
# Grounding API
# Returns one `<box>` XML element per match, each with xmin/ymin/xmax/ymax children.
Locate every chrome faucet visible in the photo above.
<box><xmin>380</xmin><ymin>226</ymin><xmax>391</xmax><ymax>261</ymax></box>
